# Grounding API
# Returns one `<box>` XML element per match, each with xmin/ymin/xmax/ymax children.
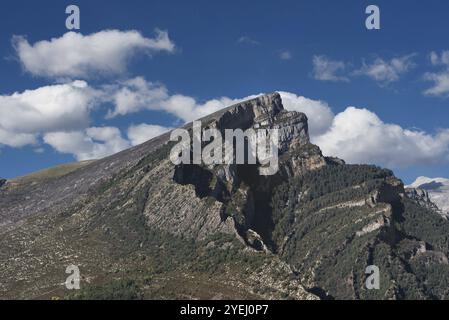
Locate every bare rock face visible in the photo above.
<box><xmin>272</xmin><ymin>110</ymin><xmax>310</xmax><ymax>153</ymax></box>
<box><xmin>172</xmin><ymin>93</ymin><xmax>335</xmax><ymax>250</ymax></box>
<box><xmin>208</xmin><ymin>92</ymin><xmax>310</xmax><ymax>154</ymax></box>
<box><xmin>0</xmin><ymin>178</ymin><xmax>6</xmax><ymax>189</ymax></box>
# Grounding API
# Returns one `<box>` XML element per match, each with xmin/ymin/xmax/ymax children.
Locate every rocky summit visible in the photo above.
<box><xmin>2</xmin><ymin>93</ymin><xmax>449</xmax><ymax>300</ymax></box>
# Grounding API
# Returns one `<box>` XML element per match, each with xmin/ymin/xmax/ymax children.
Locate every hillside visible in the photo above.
<box><xmin>1</xmin><ymin>93</ymin><xmax>449</xmax><ymax>300</ymax></box>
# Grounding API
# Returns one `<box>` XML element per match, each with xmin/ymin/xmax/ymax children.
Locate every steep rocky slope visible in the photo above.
<box><xmin>1</xmin><ymin>93</ymin><xmax>449</xmax><ymax>300</ymax></box>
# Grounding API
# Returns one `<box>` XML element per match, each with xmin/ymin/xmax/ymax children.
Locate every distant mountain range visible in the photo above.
<box><xmin>407</xmin><ymin>176</ymin><xmax>449</xmax><ymax>218</ymax></box>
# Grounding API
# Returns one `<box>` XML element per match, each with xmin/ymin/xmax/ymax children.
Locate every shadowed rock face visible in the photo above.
<box><xmin>2</xmin><ymin>92</ymin><xmax>449</xmax><ymax>300</ymax></box>
<box><xmin>170</xmin><ymin>93</ymin><xmax>331</xmax><ymax>250</ymax></box>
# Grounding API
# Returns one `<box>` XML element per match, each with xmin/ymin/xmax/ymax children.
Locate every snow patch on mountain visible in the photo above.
<box><xmin>408</xmin><ymin>176</ymin><xmax>449</xmax><ymax>216</ymax></box>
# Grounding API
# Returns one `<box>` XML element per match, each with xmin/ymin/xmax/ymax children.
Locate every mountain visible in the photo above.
<box><xmin>407</xmin><ymin>177</ymin><xmax>449</xmax><ymax>219</ymax></box>
<box><xmin>2</xmin><ymin>93</ymin><xmax>449</xmax><ymax>300</ymax></box>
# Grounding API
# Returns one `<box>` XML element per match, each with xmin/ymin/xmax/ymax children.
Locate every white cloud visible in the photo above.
<box><xmin>164</xmin><ymin>95</ymin><xmax>240</xmax><ymax>122</ymax></box>
<box><xmin>43</xmin><ymin>123</ymin><xmax>173</xmax><ymax>160</ymax></box>
<box><xmin>279</xmin><ymin>50</ymin><xmax>292</xmax><ymax>60</ymax></box>
<box><xmin>43</xmin><ymin>127</ymin><xmax>130</xmax><ymax>161</ymax></box>
<box><xmin>314</xmin><ymin>107</ymin><xmax>449</xmax><ymax>167</ymax></box>
<box><xmin>355</xmin><ymin>55</ymin><xmax>415</xmax><ymax>83</ymax></box>
<box><xmin>430</xmin><ymin>51</ymin><xmax>449</xmax><ymax>66</ymax></box>
<box><xmin>127</xmin><ymin>123</ymin><xmax>172</xmax><ymax>146</ymax></box>
<box><xmin>0</xmin><ymin>81</ymin><xmax>100</xmax><ymax>150</ymax></box>
<box><xmin>424</xmin><ymin>51</ymin><xmax>449</xmax><ymax>97</ymax></box>
<box><xmin>105</xmin><ymin>77</ymin><xmax>169</xmax><ymax>118</ymax></box>
<box><xmin>2</xmin><ymin>74</ymin><xmax>448</xmax><ymax>169</ymax></box>
<box><xmin>312</xmin><ymin>55</ymin><xmax>348</xmax><ymax>82</ymax></box>
<box><xmin>13</xmin><ymin>29</ymin><xmax>175</xmax><ymax>78</ymax></box>
<box><xmin>0</xmin><ymin>127</ymin><xmax>37</xmax><ymax>148</ymax></box>
<box><xmin>237</xmin><ymin>36</ymin><xmax>259</xmax><ymax>45</ymax></box>
<box><xmin>424</xmin><ymin>72</ymin><xmax>449</xmax><ymax>96</ymax></box>
<box><xmin>105</xmin><ymin>76</ymin><xmax>240</xmax><ymax>122</ymax></box>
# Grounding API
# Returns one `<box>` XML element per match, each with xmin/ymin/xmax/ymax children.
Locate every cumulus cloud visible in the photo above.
<box><xmin>2</xmin><ymin>75</ymin><xmax>449</xmax><ymax>169</ymax></box>
<box><xmin>43</xmin><ymin>123</ymin><xmax>173</xmax><ymax>160</ymax></box>
<box><xmin>104</xmin><ymin>83</ymin><xmax>449</xmax><ymax>169</ymax></box>
<box><xmin>279</xmin><ymin>90</ymin><xmax>449</xmax><ymax>168</ymax></box>
<box><xmin>0</xmin><ymin>77</ymin><xmax>238</xmax><ymax>154</ymax></box>
<box><xmin>43</xmin><ymin>127</ymin><xmax>130</xmax><ymax>161</ymax></box>
<box><xmin>105</xmin><ymin>77</ymin><xmax>169</xmax><ymax>118</ymax></box>
<box><xmin>127</xmin><ymin>123</ymin><xmax>172</xmax><ymax>146</ymax></box>
<box><xmin>424</xmin><ymin>51</ymin><xmax>449</xmax><ymax>96</ymax></box>
<box><xmin>314</xmin><ymin>107</ymin><xmax>449</xmax><ymax>167</ymax></box>
<box><xmin>0</xmin><ymin>128</ymin><xmax>37</xmax><ymax>148</ymax></box>
<box><xmin>105</xmin><ymin>76</ymin><xmax>240</xmax><ymax>122</ymax></box>
<box><xmin>312</xmin><ymin>55</ymin><xmax>348</xmax><ymax>82</ymax></box>
<box><xmin>13</xmin><ymin>29</ymin><xmax>175</xmax><ymax>78</ymax></box>
<box><xmin>355</xmin><ymin>55</ymin><xmax>415</xmax><ymax>84</ymax></box>
<box><xmin>163</xmin><ymin>95</ymin><xmax>240</xmax><ymax>122</ymax></box>
<box><xmin>0</xmin><ymin>80</ymin><xmax>100</xmax><ymax>150</ymax></box>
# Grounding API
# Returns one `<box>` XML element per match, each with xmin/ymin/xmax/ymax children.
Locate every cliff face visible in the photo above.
<box><xmin>171</xmin><ymin>93</ymin><xmax>330</xmax><ymax>249</ymax></box>
<box><xmin>2</xmin><ymin>93</ymin><xmax>449</xmax><ymax>300</ymax></box>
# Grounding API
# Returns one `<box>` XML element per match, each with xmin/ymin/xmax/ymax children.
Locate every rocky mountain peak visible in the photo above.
<box><xmin>173</xmin><ymin>93</ymin><xmax>337</xmax><ymax>251</ymax></box>
<box><xmin>204</xmin><ymin>92</ymin><xmax>310</xmax><ymax>153</ymax></box>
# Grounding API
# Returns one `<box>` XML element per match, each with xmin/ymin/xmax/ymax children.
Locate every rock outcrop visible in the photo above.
<box><xmin>172</xmin><ymin>93</ymin><xmax>333</xmax><ymax>250</ymax></box>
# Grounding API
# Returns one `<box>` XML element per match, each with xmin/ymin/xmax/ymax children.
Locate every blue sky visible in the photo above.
<box><xmin>1</xmin><ymin>0</ymin><xmax>449</xmax><ymax>184</ymax></box>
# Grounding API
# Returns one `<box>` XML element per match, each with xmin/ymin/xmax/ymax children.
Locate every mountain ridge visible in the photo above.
<box><xmin>2</xmin><ymin>92</ymin><xmax>449</xmax><ymax>300</ymax></box>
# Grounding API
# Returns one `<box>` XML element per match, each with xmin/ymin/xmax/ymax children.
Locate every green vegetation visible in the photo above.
<box><xmin>69</xmin><ymin>280</ymin><xmax>142</xmax><ymax>300</ymax></box>
<box><xmin>271</xmin><ymin>164</ymin><xmax>392</xmax><ymax>249</ymax></box>
<box><xmin>267</xmin><ymin>164</ymin><xmax>449</xmax><ymax>299</ymax></box>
